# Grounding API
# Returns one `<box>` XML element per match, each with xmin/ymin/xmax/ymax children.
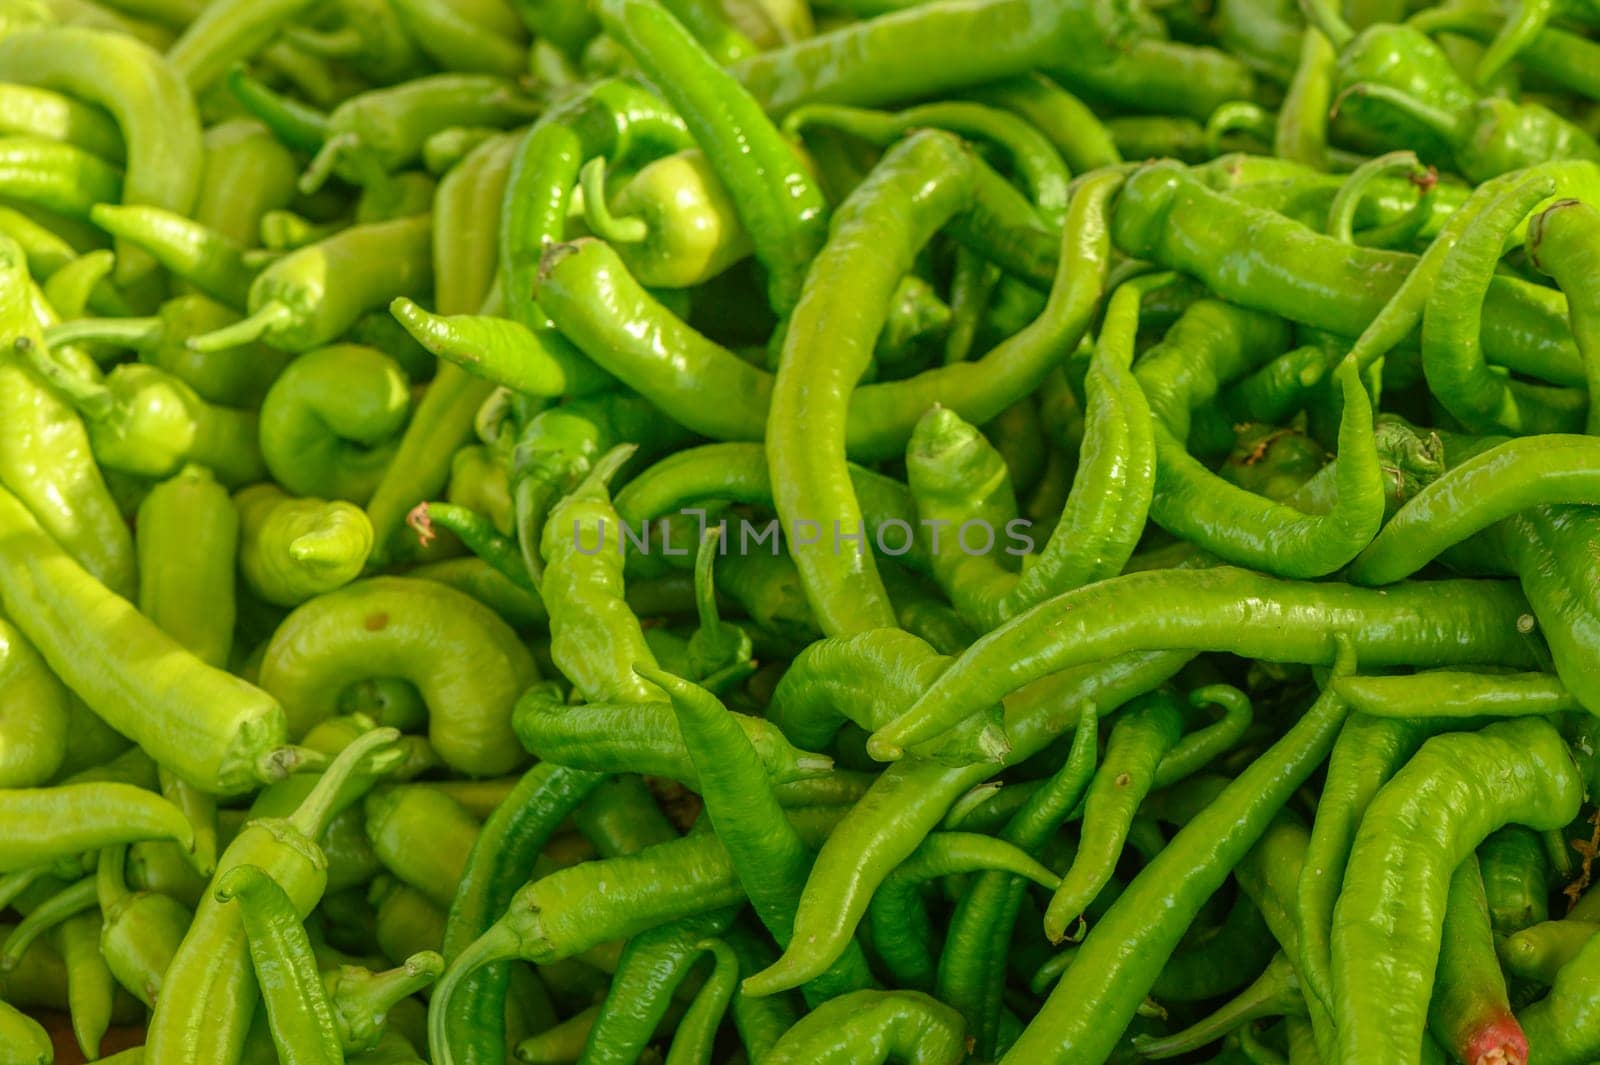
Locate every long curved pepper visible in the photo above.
<box><xmin>783</xmin><ymin>101</ymin><xmax>1072</xmax><ymax>220</ymax></box>
<box><xmin>146</xmin><ymin>728</ymin><xmax>403</xmax><ymax>1064</ymax></box>
<box><xmin>763</xmin><ymin>990</ymin><xmax>966</xmax><ymax>1065</ymax></box>
<box><xmin>19</xmin><ymin>337</ymin><xmax>264</xmax><ymax>486</ymax></box>
<box><xmin>1111</xmin><ymin>159</ymin><xmax>1595</xmax><ymax>388</ymax></box>
<box><xmin>644</xmin><ymin>666</ymin><xmax>874</xmax><ymax>1001</ymax></box>
<box><xmin>769</xmin><ymin>130</ymin><xmax>975</xmax><ymax>637</ymax></box>
<box><xmin>259</xmin><ymin>345</ymin><xmax>411</xmax><ymax>504</ymax></box>
<box><xmin>907</xmin><ymin>270</ymin><xmax>1156</xmax><ymax>629</ymax></box>
<box><xmin>1331</xmin><ymin>718</ymin><xmax>1582</xmax><ymax>1065</ymax></box>
<box><xmin>0</xmin><ymin>783</ymin><xmax>197</xmax><ymax>875</ymax></box>
<box><xmin>225</xmin><ymin>65</ymin><xmax>330</xmax><ymax>154</ymax></box>
<box><xmin>1000</xmin><ymin>644</ymin><xmax>1354</xmax><ymax>1065</ymax></box>
<box><xmin>88</xmin><ymin>204</ymin><xmax>255</xmax><ymax>310</ymax></box>
<box><xmin>215</xmin><ymin>864</ymin><xmax>347</xmax><ymax>1065</ymax></box>
<box><xmin>537</xmin><ymin>444</ymin><xmax>664</xmax><ymax>703</ymax></box>
<box><xmin>0</xmin><ymin>137</ymin><xmax>122</xmax><ymax>220</ymax></box>
<box><xmin>1530</xmin><ymin>198</ymin><xmax>1600</xmax><ymax>436</ymax></box>
<box><xmin>730</xmin><ymin>0</ymin><xmax>1139</xmax><ymax>116</ymax></box>
<box><xmin>236</xmin><ymin>484</ymin><xmax>374</xmax><ymax>607</ymax></box>
<box><xmin>428</xmin><ymin>812</ymin><xmax>847</xmax><ymax>1065</ymax></box>
<box><xmin>0</xmin><ymin>479</ymin><xmax>305</xmax><ymax>795</ymax></box>
<box><xmin>933</xmin><ymin>710</ymin><xmax>1098</xmax><ymax>1053</ymax></box>
<box><xmin>0</xmin><ymin>26</ymin><xmax>201</xmax><ymax>283</ymax></box>
<box><xmin>1431</xmin><ymin>857</ymin><xmax>1527</xmax><ymax>1065</ymax></box>
<box><xmin>168</xmin><ymin>0</ymin><xmax>325</xmax><ymax>91</ymax></box>
<box><xmin>408</xmin><ymin>501</ymin><xmax>533</xmax><ymax>596</ymax></box>
<box><xmin>1422</xmin><ymin>174</ymin><xmax>1587</xmax><ymax>435</ymax></box>
<box><xmin>598</xmin><ymin>0</ymin><xmax>829</xmax><ymax>313</ymax></box>
<box><xmin>300</xmin><ymin>75</ymin><xmax>538</xmax><ymax>193</ymax></box>
<box><xmin>512</xmin><ymin>681</ymin><xmax>830</xmax><ymax>786</ymax></box>
<box><xmin>437</xmin><ymin>762</ymin><xmax>606</xmax><ymax>1065</ymax></box>
<box><xmin>1154</xmin><ymin>358</ymin><xmax>1385</xmax><ymax>578</ymax></box>
<box><xmin>1348</xmin><ymin>435</ymin><xmax>1600</xmax><ymax>584</ymax></box>
<box><xmin>1404</xmin><ymin>8</ymin><xmax>1600</xmax><ymax>100</ymax></box>
<box><xmin>741</xmin><ymin>652</ymin><xmax>1190</xmax><ymax>999</ymax></box>
<box><xmin>1133</xmin><ymin>952</ymin><xmax>1307</xmax><ymax>1060</ymax></box>
<box><xmin>1325</xmin><ymin>151</ymin><xmax>1439</xmax><ymax>247</ymax></box>
<box><xmin>566</xmin><ymin>910</ymin><xmax>741</xmax><ymax>1065</ymax></box>
<box><xmin>258</xmin><ymin>576</ymin><xmax>538</xmax><ymax>775</ymax></box>
<box><xmin>188</xmin><ymin>214</ymin><xmax>433</xmax><ymax>355</ymax></box>
<box><xmin>867</xmin><ymin>567</ymin><xmax>1542</xmax><ymax>758</ymax></box>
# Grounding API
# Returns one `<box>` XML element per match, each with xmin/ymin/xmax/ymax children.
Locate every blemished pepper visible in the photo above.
<box><xmin>257</xmin><ymin>576</ymin><xmax>537</xmax><ymax>775</ymax></box>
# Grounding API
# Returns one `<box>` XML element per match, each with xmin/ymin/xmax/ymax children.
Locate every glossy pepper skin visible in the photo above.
<box><xmin>580</xmin><ymin>148</ymin><xmax>753</xmax><ymax>290</ymax></box>
<box><xmin>191</xmin><ymin>215</ymin><xmax>434</xmax><ymax>355</ymax></box>
<box><xmin>146</xmin><ymin>729</ymin><xmax>403</xmax><ymax>1065</ymax></box>
<box><xmin>0</xmin><ymin>478</ymin><xmax>293</xmax><ymax>796</ymax></box>
<box><xmin>258</xmin><ymin>576</ymin><xmax>537</xmax><ymax>775</ymax></box>
<box><xmin>1331</xmin><ymin>718</ymin><xmax>1582</xmax><ymax>1065</ymax></box>
<box><xmin>0</xmin><ymin>612</ymin><xmax>68</xmax><ymax>788</ymax></box>
<box><xmin>0</xmin><ymin>235</ymin><xmax>134</xmax><ymax>597</ymax></box>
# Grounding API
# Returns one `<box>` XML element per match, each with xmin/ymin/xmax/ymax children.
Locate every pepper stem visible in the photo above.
<box><xmin>187</xmin><ymin>301</ymin><xmax>293</xmax><ymax>353</ymax></box>
<box><xmin>0</xmin><ymin>866</ymin><xmax>48</xmax><ymax>915</ymax></box>
<box><xmin>0</xmin><ymin>874</ymin><xmax>97</xmax><ymax>972</ymax></box>
<box><xmin>1333</xmin><ymin>83</ymin><xmax>1464</xmax><ymax>145</ymax></box>
<box><xmin>579</xmin><ymin>158</ymin><xmax>650</xmax><ymax>245</ymax></box>
<box><xmin>95</xmin><ymin>844</ymin><xmax>132</xmax><ymax>915</ymax></box>
<box><xmin>286</xmin><ymin>727</ymin><xmax>402</xmax><ymax>841</ymax></box>
<box><xmin>428</xmin><ymin>922</ymin><xmax>523</xmax><ymax>1065</ymax></box>
<box><xmin>284</xmin><ymin>25</ymin><xmax>366</xmax><ymax>59</ymax></box>
<box><xmin>329</xmin><ymin>950</ymin><xmax>444</xmax><ymax>1048</ymax></box>
<box><xmin>1296</xmin><ymin>0</ymin><xmax>1354</xmax><ymax>48</ymax></box>
<box><xmin>300</xmin><ymin>131</ymin><xmax>361</xmax><ymax>195</ymax></box>
<box><xmin>44</xmin><ymin>317</ymin><xmax>161</xmax><ymax>352</ymax></box>
<box><xmin>15</xmin><ymin>336</ymin><xmax>115</xmax><ymax>420</ymax></box>
<box><xmin>1474</xmin><ymin>0</ymin><xmax>1556</xmax><ymax>88</ymax></box>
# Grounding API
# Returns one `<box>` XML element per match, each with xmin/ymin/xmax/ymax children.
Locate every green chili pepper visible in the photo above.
<box><xmin>146</xmin><ymin>729</ymin><xmax>403</xmax><ymax>1065</ymax></box>
<box><xmin>96</xmin><ymin>842</ymin><xmax>191</xmax><ymax>1009</ymax></box>
<box><xmin>0</xmin><ymin>477</ymin><xmax>304</xmax><ymax>794</ymax></box>
<box><xmin>301</xmin><ymin>75</ymin><xmax>538</xmax><ymax>193</ymax></box>
<box><xmin>869</xmin><ymin>567</ymin><xmax>1538</xmax><ymax>759</ymax></box>
<box><xmin>259</xmin><ymin>345</ymin><xmax>411</xmax><ymax>505</ymax></box>
<box><xmin>190</xmin><ymin>215</ymin><xmax>433</xmax><ymax>355</ymax></box>
<box><xmin>581</xmin><ymin>148</ymin><xmax>754</xmax><ymax>293</ymax></box>
<box><xmin>258</xmin><ymin>576</ymin><xmax>537</xmax><ymax>775</ymax></box>
<box><xmin>0</xmin><ymin>25</ymin><xmax>201</xmax><ymax>282</ymax></box>
<box><xmin>1331</xmin><ymin>718</ymin><xmax>1581</xmax><ymax>1064</ymax></box>
<box><xmin>600</xmin><ymin>0</ymin><xmax>829</xmax><ymax>312</ymax></box>
<box><xmin>236</xmin><ymin>484</ymin><xmax>374</xmax><ymax>607</ymax></box>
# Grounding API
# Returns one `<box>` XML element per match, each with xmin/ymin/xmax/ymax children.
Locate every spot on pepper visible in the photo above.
<box><xmin>364</xmin><ymin>612</ymin><xmax>389</xmax><ymax>632</ymax></box>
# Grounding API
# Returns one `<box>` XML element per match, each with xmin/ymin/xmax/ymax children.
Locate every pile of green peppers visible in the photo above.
<box><xmin>4</xmin><ymin>0</ymin><xmax>1600</xmax><ymax>1062</ymax></box>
